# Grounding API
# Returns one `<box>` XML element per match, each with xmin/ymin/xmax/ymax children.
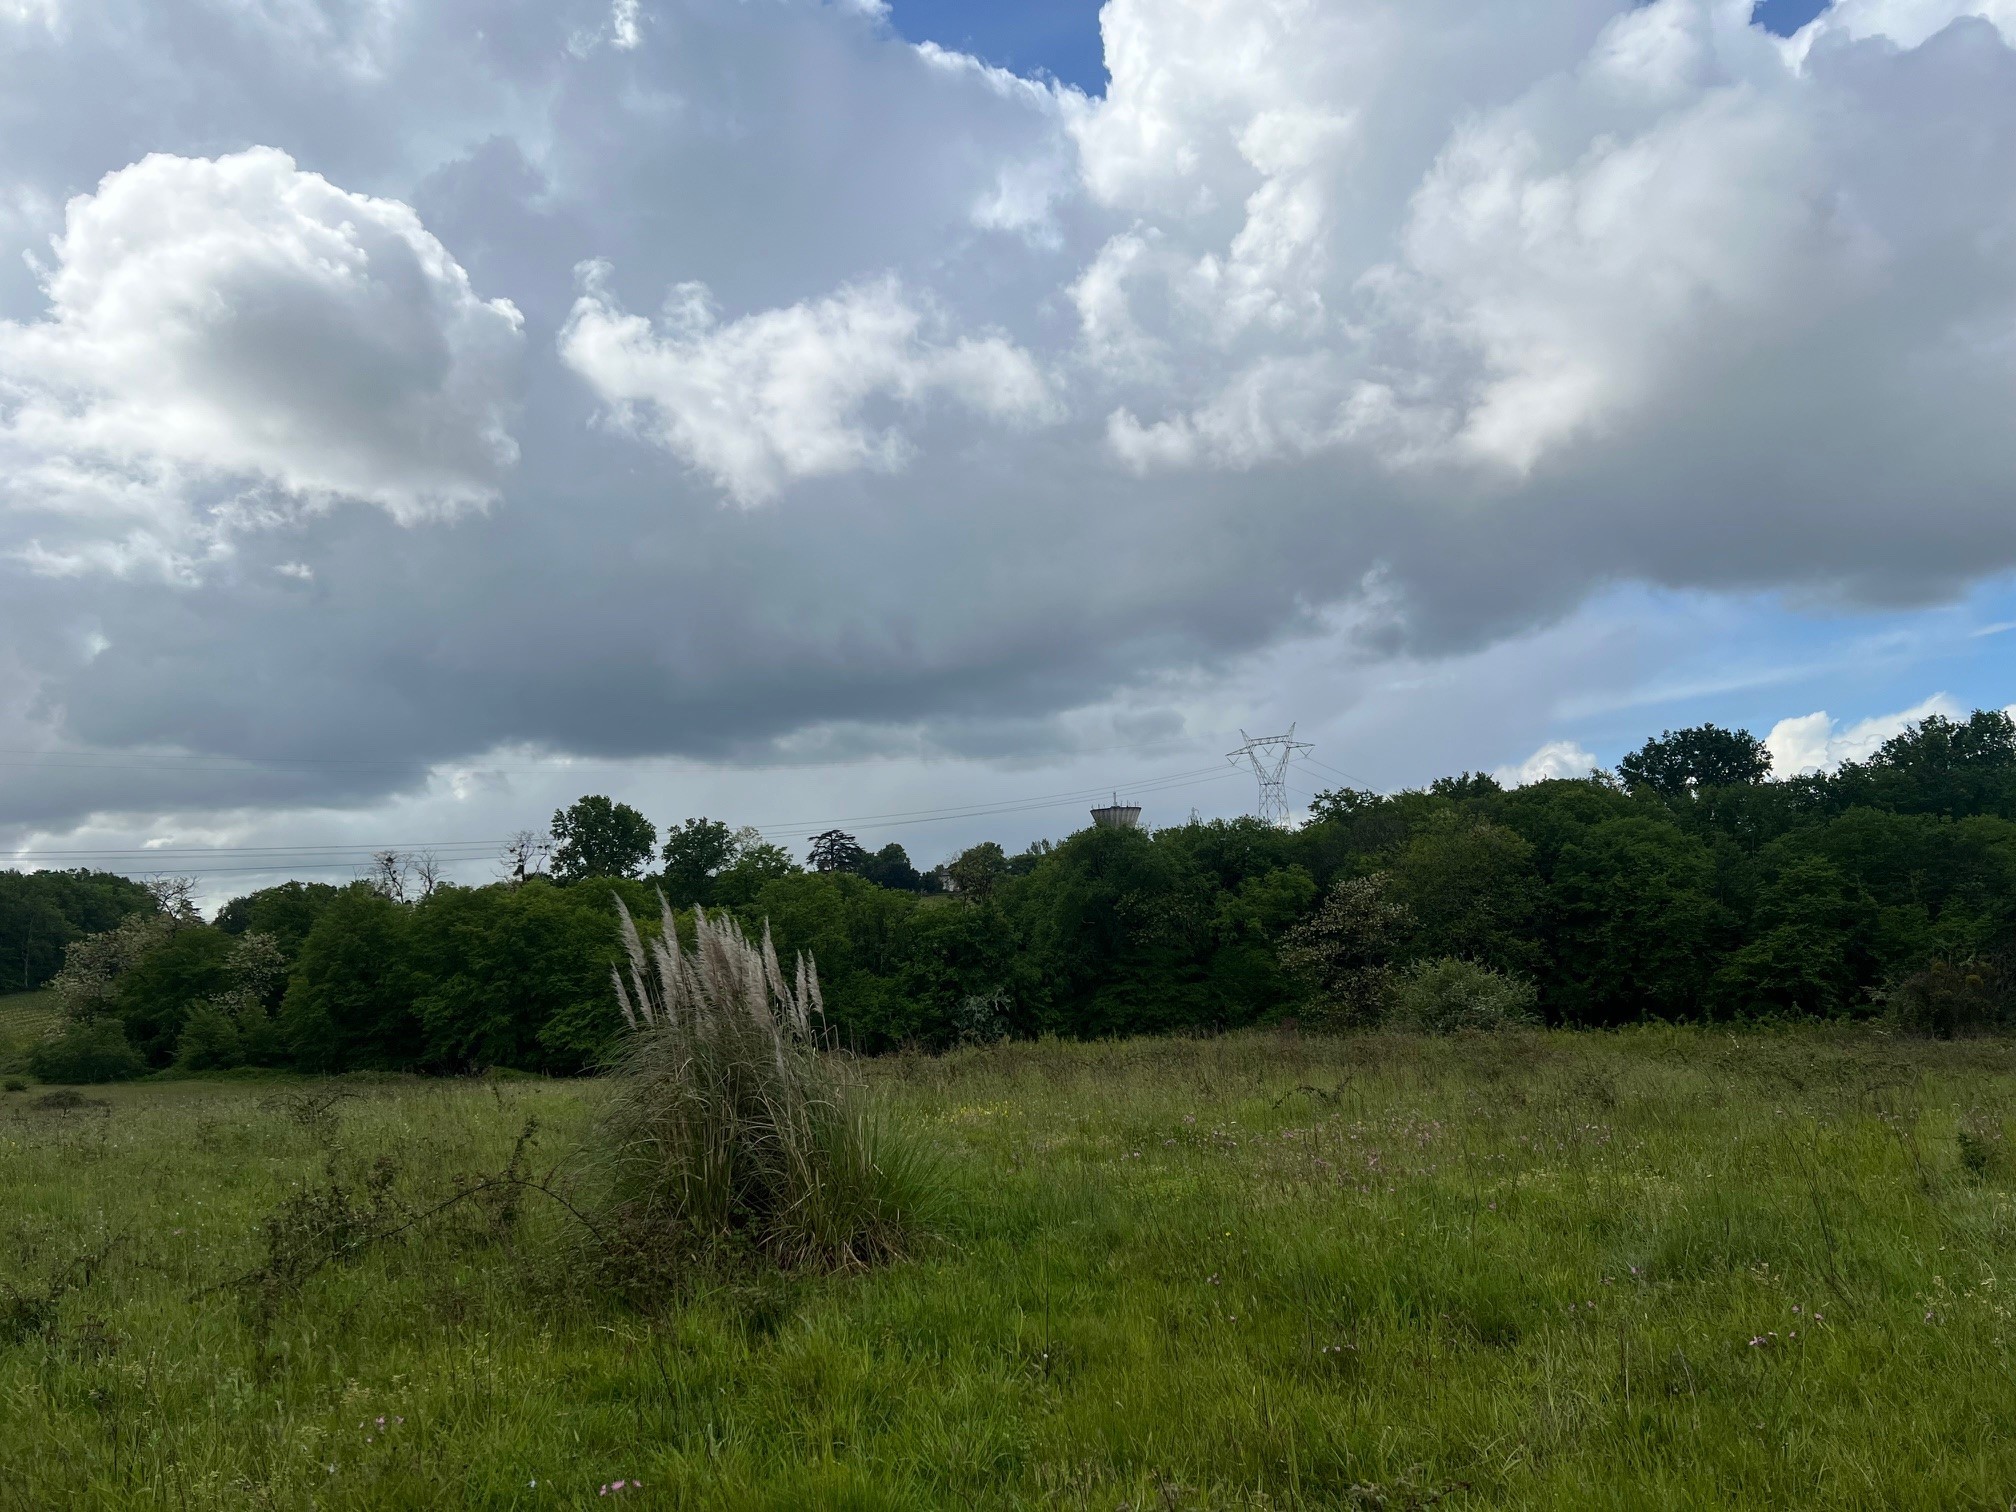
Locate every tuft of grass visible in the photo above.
<box><xmin>599</xmin><ymin>898</ymin><xmax>931</xmax><ymax>1273</ymax></box>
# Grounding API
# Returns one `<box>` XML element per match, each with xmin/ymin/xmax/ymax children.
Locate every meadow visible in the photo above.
<box><xmin>5</xmin><ymin>1027</ymin><xmax>2016</xmax><ymax>1509</ymax></box>
<box><xmin>0</xmin><ymin>990</ymin><xmax>59</xmax><ymax>1067</ymax></box>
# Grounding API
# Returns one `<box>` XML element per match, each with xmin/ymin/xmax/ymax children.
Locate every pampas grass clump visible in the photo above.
<box><xmin>600</xmin><ymin>897</ymin><xmax>927</xmax><ymax>1271</ymax></box>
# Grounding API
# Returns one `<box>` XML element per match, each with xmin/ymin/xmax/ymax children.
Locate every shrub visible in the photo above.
<box><xmin>950</xmin><ymin>986</ymin><xmax>1012</xmax><ymax>1046</ymax></box>
<box><xmin>1277</xmin><ymin>873</ymin><xmax>1413</xmax><ymax>1029</ymax></box>
<box><xmin>4</xmin><ymin>1077</ymin><xmax>26</xmax><ymax>1093</ymax></box>
<box><xmin>1881</xmin><ymin>959</ymin><xmax>2014</xmax><ymax>1038</ymax></box>
<box><xmin>1389</xmin><ymin>958</ymin><xmax>1539</xmax><ymax>1034</ymax></box>
<box><xmin>598</xmin><ymin>899</ymin><xmax>929</xmax><ymax>1272</ymax></box>
<box><xmin>175</xmin><ymin>1004</ymin><xmax>244</xmax><ymax>1071</ymax></box>
<box><xmin>27</xmin><ymin>1020</ymin><xmax>146</xmax><ymax>1084</ymax></box>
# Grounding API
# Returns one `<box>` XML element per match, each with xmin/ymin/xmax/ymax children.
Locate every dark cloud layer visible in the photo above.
<box><xmin>3</xmin><ymin>0</ymin><xmax>2016</xmax><ymax>840</ymax></box>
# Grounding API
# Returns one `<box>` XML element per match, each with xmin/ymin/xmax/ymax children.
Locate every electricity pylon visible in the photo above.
<box><xmin>1227</xmin><ymin>725</ymin><xmax>1313</xmax><ymax>827</ymax></box>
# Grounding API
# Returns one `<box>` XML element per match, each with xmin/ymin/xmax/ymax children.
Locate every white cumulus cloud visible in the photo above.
<box><xmin>1808</xmin><ymin>0</ymin><xmax>2016</xmax><ymax>49</ymax></box>
<box><xmin>1495</xmin><ymin>738</ymin><xmax>1600</xmax><ymax>787</ymax></box>
<box><xmin>1073</xmin><ymin>0</ymin><xmax>2016</xmax><ymax>498</ymax></box>
<box><xmin>0</xmin><ymin>147</ymin><xmax>523</xmax><ymax>575</ymax></box>
<box><xmin>1764</xmin><ymin>693</ymin><xmax>1963</xmax><ymax>774</ymax></box>
<box><xmin>559</xmin><ymin>266</ymin><xmax>1055</xmax><ymax>506</ymax></box>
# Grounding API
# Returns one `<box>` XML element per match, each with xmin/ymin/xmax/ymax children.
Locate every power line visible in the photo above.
<box><xmin>1297</xmin><ymin>753</ymin><xmax>1377</xmax><ymax>789</ymax></box>
<box><xmin>3</xmin><ymin>764</ymin><xmax>1235</xmax><ymax>860</ymax></box>
<box><xmin>749</xmin><ymin>769</ymin><xmax>1243</xmax><ymax>841</ymax></box>
<box><xmin>736</xmin><ymin>762</ymin><xmax>1235</xmax><ymax>835</ymax></box>
<box><xmin>1</xmin><ymin>758</ymin><xmax>1249</xmax><ymax>876</ymax></box>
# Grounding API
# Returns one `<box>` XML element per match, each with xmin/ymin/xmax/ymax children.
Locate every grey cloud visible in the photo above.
<box><xmin>3</xmin><ymin>0</ymin><xmax>2016</xmax><ymax>842</ymax></box>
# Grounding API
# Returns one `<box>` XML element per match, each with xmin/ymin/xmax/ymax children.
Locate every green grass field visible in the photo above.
<box><xmin>0</xmin><ymin>989</ymin><xmax>59</xmax><ymax>1066</ymax></box>
<box><xmin>5</xmin><ymin>1028</ymin><xmax>2016</xmax><ymax>1508</ymax></box>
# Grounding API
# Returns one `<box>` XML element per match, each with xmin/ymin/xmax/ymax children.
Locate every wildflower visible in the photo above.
<box><xmin>1628</xmin><ymin>1265</ymin><xmax>1641</xmax><ymax>1277</ymax></box>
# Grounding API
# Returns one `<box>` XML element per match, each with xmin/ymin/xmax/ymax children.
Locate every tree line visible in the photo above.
<box><xmin>12</xmin><ymin>708</ymin><xmax>2016</xmax><ymax>1081</ymax></box>
<box><xmin>0</xmin><ymin>869</ymin><xmax>156</xmax><ymax>993</ymax></box>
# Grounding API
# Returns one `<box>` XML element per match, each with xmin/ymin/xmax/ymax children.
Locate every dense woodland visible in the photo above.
<box><xmin>11</xmin><ymin>709</ymin><xmax>2016</xmax><ymax>1079</ymax></box>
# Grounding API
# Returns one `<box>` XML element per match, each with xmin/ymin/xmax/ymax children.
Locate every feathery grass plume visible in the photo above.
<box><xmin>599</xmin><ymin>895</ymin><xmax>926</xmax><ymax>1271</ymax></box>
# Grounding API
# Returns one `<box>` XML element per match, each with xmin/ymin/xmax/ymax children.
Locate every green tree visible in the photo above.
<box><xmin>1207</xmin><ymin>865</ymin><xmax>1319</xmax><ymax>1018</ymax></box>
<box><xmin>1837</xmin><ymin>710</ymin><xmax>2016</xmax><ymax>818</ymax></box>
<box><xmin>1619</xmin><ymin>724</ymin><xmax>1772</xmax><ymax>799</ymax></box>
<box><xmin>1276</xmin><ymin>872</ymin><xmax>1414</xmax><ymax>1028</ymax></box>
<box><xmin>405</xmin><ymin>882</ymin><xmax>624</xmax><ymax>1071</ymax></box>
<box><xmin>279</xmin><ymin>885</ymin><xmax>421</xmax><ymax>1071</ymax></box>
<box><xmin>1550</xmin><ymin>817</ymin><xmax>1734</xmax><ymax>1023</ymax></box>
<box><xmin>214</xmin><ymin>880</ymin><xmax>340</xmax><ymax>960</ymax></box>
<box><xmin>1428</xmin><ymin>772</ymin><xmax>1504</xmax><ymax>801</ymax></box>
<box><xmin>1714</xmin><ymin>855</ymin><xmax>1879</xmax><ymax>1018</ymax></box>
<box><xmin>1493</xmin><ymin>777</ymin><xmax>1640</xmax><ymax>872</ymax></box>
<box><xmin>551</xmin><ymin>795</ymin><xmax>658</xmax><ymax>881</ymax></box>
<box><xmin>741</xmin><ymin>871</ymin><xmax>923</xmax><ymax>1048</ymax></box>
<box><xmin>712</xmin><ymin>837</ymin><xmax>800</xmax><ymax>906</ymax></box>
<box><xmin>174</xmin><ymin>932</ymin><xmax>291</xmax><ymax>1070</ymax></box>
<box><xmin>807</xmin><ymin>830</ymin><xmax>869</xmax><ymax>874</ymax></box>
<box><xmin>0</xmin><ymin>869</ymin><xmax>155</xmax><ymax>992</ymax></box>
<box><xmin>1002</xmin><ymin>826</ymin><xmax>1224</xmax><ymax>1037</ymax></box>
<box><xmin>660</xmin><ymin>817</ymin><xmax>742</xmax><ymax>905</ymax></box>
<box><xmin>109</xmin><ymin>925</ymin><xmax>235</xmax><ymax>1065</ymax></box>
<box><xmin>887</xmin><ymin>898</ymin><xmax>1029</xmax><ymax>1046</ymax></box>
<box><xmin>860</xmin><ymin>842</ymin><xmax>924</xmax><ymax>892</ymax></box>
<box><xmin>945</xmin><ymin>841</ymin><xmax>1009</xmax><ymax>900</ymax></box>
<box><xmin>174</xmin><ymin>1004</ymin><xmax>245</xmax><ymax>1072</ymax></box>
<box><xmin>1159</xmin><ymin>816</ymin><xmax>1303</xmax><ymax>893</ymax></box>
<box><xmin>1306</xmin><ymin>787</ymin><xmax>1383</xmax><ymax>824</ymax></box>
<box><xmin>1388</xmin><ymin>815</ymin><xmax>1543</xmax><ymax>975</ymax></box>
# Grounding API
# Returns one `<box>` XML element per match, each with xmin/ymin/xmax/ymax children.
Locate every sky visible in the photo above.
<box><xmin>2</xmin><ymin>0</ymin><xmax>2015</xmax><ymax>902</ymax></box>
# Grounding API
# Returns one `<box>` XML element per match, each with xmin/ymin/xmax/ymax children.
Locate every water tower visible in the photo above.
<box><xmin>1090</xmin><ymin>793</ymin><xmax>1142</xmax><ymax>830</ymax></box>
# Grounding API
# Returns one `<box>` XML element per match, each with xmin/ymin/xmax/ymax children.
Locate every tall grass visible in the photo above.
<box><xmin>600</xmin><ymin>898</ymin><xmax>927</xmax><ymax>1269</ymax></box>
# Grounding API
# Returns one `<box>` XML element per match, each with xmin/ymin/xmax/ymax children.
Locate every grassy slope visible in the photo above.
<box><xmin>0</xmin><ymin>990</ymin><xmax>59</xmax><ymax>1069</ymax></box>
<box><xmin>3</xmin><ymin>1029</ymin><xmax>2016</xmax><ymax>1509</ymax></box>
